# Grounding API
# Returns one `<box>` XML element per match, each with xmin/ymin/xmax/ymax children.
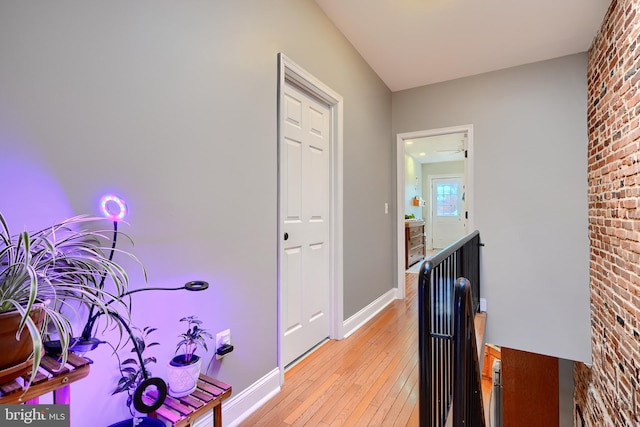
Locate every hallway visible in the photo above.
<box><xmin>239</xmin><ymin>273</ymin><xmax>420</xmax><ymax>426</ymax></box>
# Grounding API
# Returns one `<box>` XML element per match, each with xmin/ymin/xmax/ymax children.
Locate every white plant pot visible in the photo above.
<box><xmin>166</xmin><ymin>355</ymin><xmax>201</xmax><ymax>397</ymax></box>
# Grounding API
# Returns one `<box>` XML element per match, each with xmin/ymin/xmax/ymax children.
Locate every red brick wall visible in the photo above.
<box><xmin>576</xmin><ymin>0</ymin><xmax>640</xmax><ymax>425</ymax></box>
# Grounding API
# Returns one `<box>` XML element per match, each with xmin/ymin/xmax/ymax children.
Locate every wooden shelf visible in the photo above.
<box><xmin>148</xmin><ymin>373</ymin><xmax>232</xmax><ymax>427</ymax></box>
<box><xmin>0</xmin><ymin>352</ymin><xmax>90</xmax><ymax>404</ymax></box>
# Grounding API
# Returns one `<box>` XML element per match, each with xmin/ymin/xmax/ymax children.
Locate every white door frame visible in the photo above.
<box><xmin>277</xmin><ymin>53</ymin><xmax>344</xmax><ymax>383</ymax></box>
<box><xmin>395</xmin><ymin>125</ymin><xmax>474</xmax><ymax>298</ymax></box>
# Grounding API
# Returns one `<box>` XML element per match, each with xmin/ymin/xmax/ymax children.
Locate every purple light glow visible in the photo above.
<box><xmin>0</xmin><ymin>145</ymin><xmax>74</xmax><ymax>230</ymax></box>
<box><xmin>100</xmin><ymin>194</ymin><xmax>127</xmax><ymax>221</ymax></box>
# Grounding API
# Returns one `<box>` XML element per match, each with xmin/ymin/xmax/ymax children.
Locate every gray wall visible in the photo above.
<box><xmin>0</xmin><ymin>1</ymin><xmax>392</xmax><ymax>425</ymax></box>
<box><xmin>559</xmin><ymin>359</ymin><xmax>574</xmax><ymax>427</ymax></box>
<box><xmin>393</xmin><ymin>54</ymin><xmax>591</xmax><ymax>363</ymax></box>
<box><xmin>405</xmin><ymin>154</ymin><xmax>423</xmax><ymax>219</ymax></box>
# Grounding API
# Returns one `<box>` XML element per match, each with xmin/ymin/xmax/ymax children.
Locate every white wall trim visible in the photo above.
<box><xmin>219</xmin><ymin>368</ymin><xmax>281</xmax><ymax>427</ymax></box>
<box><xmin>396</xmin><ymin>125</ymin><xmax>474</xmax><ymax>297</ymax></box>
<box><xmin>342</xmin><ymin>288</ymin><xmax>399</xmax><ymax>338</ymax></box>
<box><xmin>396</xmin><ymin>136</ymin><xmax>406</xmax><ymax>300</ymax></box>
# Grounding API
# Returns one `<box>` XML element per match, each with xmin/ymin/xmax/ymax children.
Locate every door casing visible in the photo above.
<box><xmin>277</xmin><ymin>53</ymin><xmax>344</xmax><ymax>383</ymax></box>
<box><xmin>395</xmin><ymin>125</ymin><xmax>474</xmax><ymax>299</ymax></box>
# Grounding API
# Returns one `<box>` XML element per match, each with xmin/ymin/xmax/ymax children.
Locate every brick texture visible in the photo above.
<box><xmin>576</xmin><ymin>0</ymin><xmax>640</xmax><ymax>425</ymax></box>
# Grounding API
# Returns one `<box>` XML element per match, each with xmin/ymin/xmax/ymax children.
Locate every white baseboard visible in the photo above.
<box><xmin>342</xmin><ymin>287</ymin><xmax>399</xmax><ymax>338</ymax></box>
<box><xmin>216</xmin><ymin>367</ymin><xmax>281</xmax><ymax>427</ymax></box>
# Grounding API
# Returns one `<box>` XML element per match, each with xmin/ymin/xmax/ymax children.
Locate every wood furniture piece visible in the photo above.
<box><xmin>502</xmin><ymin>347</ymin><xmax>559</xmax><ymax>427</ymax></box>
<box><xmin>405</xmin><ymin>220</ymin><xmax>425</xmax><ymax>269</ymax></box>
<box><xmin>147</xmin><ymin>373</ymin><xmax>232</xmax><ymax>427</ymax></box>
<box><xmin>0</xmin><ymin>352</ymin><xmax>90</xmax><ymax>404</ymax></box>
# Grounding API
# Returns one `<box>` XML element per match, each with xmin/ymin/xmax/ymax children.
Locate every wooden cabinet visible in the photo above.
<box><xmin>405</xmin><ymin>220</ymin><xmax>425</xmax><ymax>269</ymax></box>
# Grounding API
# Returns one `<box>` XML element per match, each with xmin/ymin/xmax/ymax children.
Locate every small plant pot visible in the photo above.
<box><xmin>166</xmin><ymin>355</ymin><xmax>201</xmax><ymax>397</ymax></box>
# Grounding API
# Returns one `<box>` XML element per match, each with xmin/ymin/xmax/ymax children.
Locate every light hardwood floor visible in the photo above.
<box><xmin>239</xmin><ymin>273</ymin><xmax>421</xmax><ymax>426</ymax></box>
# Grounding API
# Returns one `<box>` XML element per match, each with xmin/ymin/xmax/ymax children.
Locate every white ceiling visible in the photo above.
<box><xmin>405</xmin><ymin>133</ymin><xmax>467</xmax><ymax>164</ymax></box>
<box><xmin>314</xmin><ymin>0</ymin><xmax>611</xmax><ymax>92</ymax></box>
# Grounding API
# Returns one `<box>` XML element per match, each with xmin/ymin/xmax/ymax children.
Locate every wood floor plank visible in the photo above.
<box><xmin>239</xmin><ymin>273</ymin><xmax>421</xmax><ymax>427</ymax></box>
<box><xmin>284</xmin><ymin>373</ymin><xmax>341</xmax><ymax>425</ymax></box>
<box><xmin>341</xmin><ymin>326</ymin><xmax>419</xmax><ymax>424</ymax></box>
<box><xmin>370</xmin><ymin>359</ymin><xmax>418</xmax><ymax>425</ymax></box>
<box><xmin>393</xmin><ymin>377</ymin><xmax>420</xmax><ymax>427</ymax></box>
<box><xmin>380</xmin><ymin>362</ymin><xmax>419</xmax><ymax>426</ymax></box>
<box><xmin>406</xmin><ymin>404</ymin><xmax>420</xmax><ymax>427</ymax></box>
<box><xmin>354</xmin><ymin>404</ymin><xmax>379</xmax><ymax>427</ymax></box>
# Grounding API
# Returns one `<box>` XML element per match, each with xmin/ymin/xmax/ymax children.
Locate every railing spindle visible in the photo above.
<box><xmin>418</xmin><ymin>231</ymin><xmax>483</xmax><ymax>427</ymax></box>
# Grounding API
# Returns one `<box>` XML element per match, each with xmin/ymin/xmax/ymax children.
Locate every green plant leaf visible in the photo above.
<box><xmin>0</xmin><ymin>212</ymin><xmax>146</xmax><ymax>392</ymax></box>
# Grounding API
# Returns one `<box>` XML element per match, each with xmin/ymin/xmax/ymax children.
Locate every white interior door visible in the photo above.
<box><xmin>280</xmin><ymin>81</ymin><xmax>331</xmax><ymax>367</ymax></box>
<box><xmin>430</xmin><ymin>175</ymin><xmax>467</xmax><ymax>249</ymax></box>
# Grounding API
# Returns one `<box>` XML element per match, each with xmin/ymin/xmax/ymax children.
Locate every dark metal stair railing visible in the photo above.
<box><xmin>452</xmin><ymin>277</ymin><xmax>486</xmax><ymax>427</ymax></box>
<box><xmin>418</xmin><ymin>230</ymin><xmax>483</xmax><ymax>427</ymax></box>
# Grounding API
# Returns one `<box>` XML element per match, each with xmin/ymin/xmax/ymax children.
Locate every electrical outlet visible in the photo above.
<box><xmin>215</xmin><ymin>329</ymin><xmax>231</xmax><ymax>360</ymax></box>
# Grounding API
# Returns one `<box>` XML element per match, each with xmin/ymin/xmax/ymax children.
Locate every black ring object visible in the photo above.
<box><xmin>133</xmin><ymin>377</ymin><xmax>167</xmax><ymax>413</ymax></box>
<box><xmin>184</xmin><ymin>280</ymin><xmax>209</xmax><ymax>291</ymax></box>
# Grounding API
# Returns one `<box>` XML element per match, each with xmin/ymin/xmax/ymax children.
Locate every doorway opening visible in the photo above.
<box><xmin>395</xmin><ymin>125</ymin><xmax>474</xmax><ymax>299</ymax></box>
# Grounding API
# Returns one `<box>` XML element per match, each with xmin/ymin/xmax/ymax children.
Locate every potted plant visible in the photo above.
<box><xmin>110</xmin><ymin>326</ymin><xmax>165</xmax><ymax>427</ymax></box>
<box><xmin>0</xmin><ymin>212</ymin><xmax>140</xmax><ymax>386</ymax></box>
<box><xmin>166</xmin><ymin>316</ymin><xmax>212</xmax><ymax>397</ymax></box>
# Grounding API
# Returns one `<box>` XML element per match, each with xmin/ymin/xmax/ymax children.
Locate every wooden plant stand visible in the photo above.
<box><xmin>147</xmin><ymin>373</ymin><xmax>232</xmax><ymax>427</ymax></box>
<box><xmin>0</xmin><ymin>352</ymin><xmax>90</xmax><ymax>404</ymax></box>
